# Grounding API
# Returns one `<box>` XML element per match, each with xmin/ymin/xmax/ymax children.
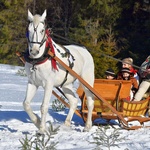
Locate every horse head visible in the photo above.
<box><xmin>27</xmin><ymin>10</ymin><xmax>47</xmax><ymax>58</ymax></box>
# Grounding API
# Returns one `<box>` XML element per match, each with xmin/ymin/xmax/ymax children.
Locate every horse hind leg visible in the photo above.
<box><xmin>81</xmin><ymin>72</ymin><xmax>94</xmax><ymax>131</ymax></box>
<box><xmin>83</xmin><ymin>88</ymin><xmax>94</xmax><ymax>132</ymax></box>
<box><xmin>23</xmin><ymin>83</ymin><xmax>41</xmax><ymax>129</ymax></box>
<box><xmin>62</xmin><ymin>84</ymin><xmax>78</xmax><ymax>127</ymax></box>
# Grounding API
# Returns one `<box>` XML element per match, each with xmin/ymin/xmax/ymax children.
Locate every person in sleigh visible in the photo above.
<box><xmin>133</xmin><ymin>56</ymin><xmax>150</xmax><ymax>101</ymax></box>
<box><xmin>117</xmin><ymin>67</ymin><xmax>138</xmax><ymax>101</ymax></box>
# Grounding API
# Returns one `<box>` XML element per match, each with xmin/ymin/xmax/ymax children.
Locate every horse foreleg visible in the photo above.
<box><xmin>39</xmin><ymin>85</ymin><xmax>52</xmax><ymax>134</ymax></box>
<box><xmin>62</xmin><ymin>85</ymin><xmax>78</xmax><ymax>127</ymax></box>
<box><xmin>23</xmin><ymin>83</ymin><xmax>40</xmax><ymax>129</ymax></box>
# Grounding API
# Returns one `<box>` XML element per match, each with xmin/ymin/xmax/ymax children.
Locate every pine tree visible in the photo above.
<box><xmin>0</xmin><ymin>0</ymin><xmax>32</xmax><ymax>65</ymax></box>
<box><xmin>68</xmin><ymin>0</ymin><xmax>123</xmax><ymax>78</ymax></box>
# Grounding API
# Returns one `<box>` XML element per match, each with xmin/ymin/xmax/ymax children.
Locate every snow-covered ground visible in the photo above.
<box><xmin>0</xmin><ymin>64</ymin><xmax>150</xmax><ymax>150</ymax></box>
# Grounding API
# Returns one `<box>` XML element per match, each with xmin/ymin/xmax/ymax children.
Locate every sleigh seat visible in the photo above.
<box><xmin>120</xmin><ymin>98</ymin><xmax>150</xmax><ymax>129</ymax></box>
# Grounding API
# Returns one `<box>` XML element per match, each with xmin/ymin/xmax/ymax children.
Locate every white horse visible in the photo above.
<box><xmin>24</xmin><ymin>9</ymin><xmax>94</xmax><ymax>134</ymax></box>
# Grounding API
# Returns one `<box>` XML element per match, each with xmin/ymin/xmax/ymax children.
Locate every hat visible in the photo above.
<box><xmin>105</xmin><ymin>68</ymin><xmax>115</xmax><ymax>77</ymax></box>
<box><xmin>122</xmin><ymin>58</ymin><xmax>133</xmax><ymax>65</ymax></box>
<box><xmin>121</xmin><ymin>68</ymin><xmax>131</xmax><ymax>74</ymax></box>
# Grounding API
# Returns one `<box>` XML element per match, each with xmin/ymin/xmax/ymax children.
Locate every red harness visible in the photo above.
<box><xmin>45</xmin><ymin>30</ymin><xmax>58</xmax><ymax>70</ymax></box>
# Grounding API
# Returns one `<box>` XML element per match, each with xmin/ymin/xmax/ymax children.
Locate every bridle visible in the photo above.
<box><xmin>27</xmin><ymin>21</ymin><xmax>47</xmax><ymax>48</ymax></box>
<box><xmin>24</xmin><ymin>21</ymin><xmax>51</xmax><ymax>67</ymax></box>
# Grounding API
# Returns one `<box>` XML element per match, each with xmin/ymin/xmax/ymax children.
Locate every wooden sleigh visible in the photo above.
<box><xmin>16</xmin><ymin>51</ymin><xmax>150</xmax><ymax>130</ymax></box>
<box><xmin>76</xmin><ymin>79</ymin><xmax>150</xmax><ymax>129</ymax></box>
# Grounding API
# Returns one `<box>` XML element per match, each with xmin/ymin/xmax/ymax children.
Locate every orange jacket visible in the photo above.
<box><xmin>117</xmin><ymin>76</ymin><xmax>138</xmax><ymax>90</ymax></box>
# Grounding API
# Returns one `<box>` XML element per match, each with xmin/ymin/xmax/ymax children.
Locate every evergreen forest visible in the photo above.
<box><xmin>0</xmin><ymin>0</ymin><xmax>149</xmax><ymax>78</ymax></box>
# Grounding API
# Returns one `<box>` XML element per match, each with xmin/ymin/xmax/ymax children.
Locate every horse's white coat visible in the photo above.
<box><xmin>24</xmin><ymin>10</ymin><xmax>95</xmax><ymax>134</ymax></box>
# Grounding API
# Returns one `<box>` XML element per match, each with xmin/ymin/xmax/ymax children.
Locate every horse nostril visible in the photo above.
<box><xmin>36</xmin><ymin>51</ymin><xmax>39</xmax><ymax>55</ymax></box>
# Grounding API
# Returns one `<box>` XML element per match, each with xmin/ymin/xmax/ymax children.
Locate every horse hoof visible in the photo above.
<box><xmin>36</xmin><ymin>130</ymin><xmax>45</xmax><ymax>136</ymax></box>
<box><xmin>83</xmin><ymin>125</ymin><xmax>92</xmax><ymax>132</ymax></box>
<box><xmin>83</xmin><ymin>127</ymin><xmax>90</xmax><ymax>132</ymax></box>
<box><xmin>36</xmin><ymin>127</ymin><xmax>48</xmax><ymax>136</ymax></box>
<box><xmin>64</xmin><ymin>121</ymin><xmax>71</xmax><ymax>126</ymax></box>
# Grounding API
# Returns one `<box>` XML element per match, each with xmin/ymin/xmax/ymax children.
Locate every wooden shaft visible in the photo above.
<box><xmin>48</xmin><ymin>50</ymin><xmax>128</xmax><ymax>125</ymax></box>
<box><xmin>16</xmin><ymin>51</ymin><xmax>26</xmax><ymax>64</ymax></box>
<box><xmin>52</xmin><ymin>90</ymin><xmax>82</xmax><ymax>118</ymax></box>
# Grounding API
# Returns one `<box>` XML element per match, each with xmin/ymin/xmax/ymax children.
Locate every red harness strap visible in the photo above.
<box><xmin>46</xmin><ymin>30</ymin><xmax>58</xmax><ymax>71</ymax></box>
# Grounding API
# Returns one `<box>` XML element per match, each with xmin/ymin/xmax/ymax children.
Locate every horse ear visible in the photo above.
<box><xmin>41</xmin><ymin>10</ymin><xmax>47</xmax><ymax>21</ymax></box>
<box><xmin>28</xmin><ymin>9</ymin><xmax>33</xmax><ymax>21</ymax></box>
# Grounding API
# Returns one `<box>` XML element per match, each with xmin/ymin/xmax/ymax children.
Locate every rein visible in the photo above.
<box><xmin>52</xmin><ymin>33</ymin><xmax>143</xmax><ymax>70</ymax></box>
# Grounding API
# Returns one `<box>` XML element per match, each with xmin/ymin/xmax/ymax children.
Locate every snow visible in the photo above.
<box><xmin>0</xmin><ymin>63</ymin><xmax>150</xmax><ymax>150</ymax></box>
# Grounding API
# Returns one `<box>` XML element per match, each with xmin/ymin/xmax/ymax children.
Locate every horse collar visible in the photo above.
<box><xmin>23</xmin><ymin>48</ymin><xmax>49</xmax><ymax>66</ymax></box>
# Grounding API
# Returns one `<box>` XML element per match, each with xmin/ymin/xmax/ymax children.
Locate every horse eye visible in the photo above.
<box><xmin>41</xmin><ymin>29</ymin><xmax>45</xmax><ymax>34</ymax></box>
